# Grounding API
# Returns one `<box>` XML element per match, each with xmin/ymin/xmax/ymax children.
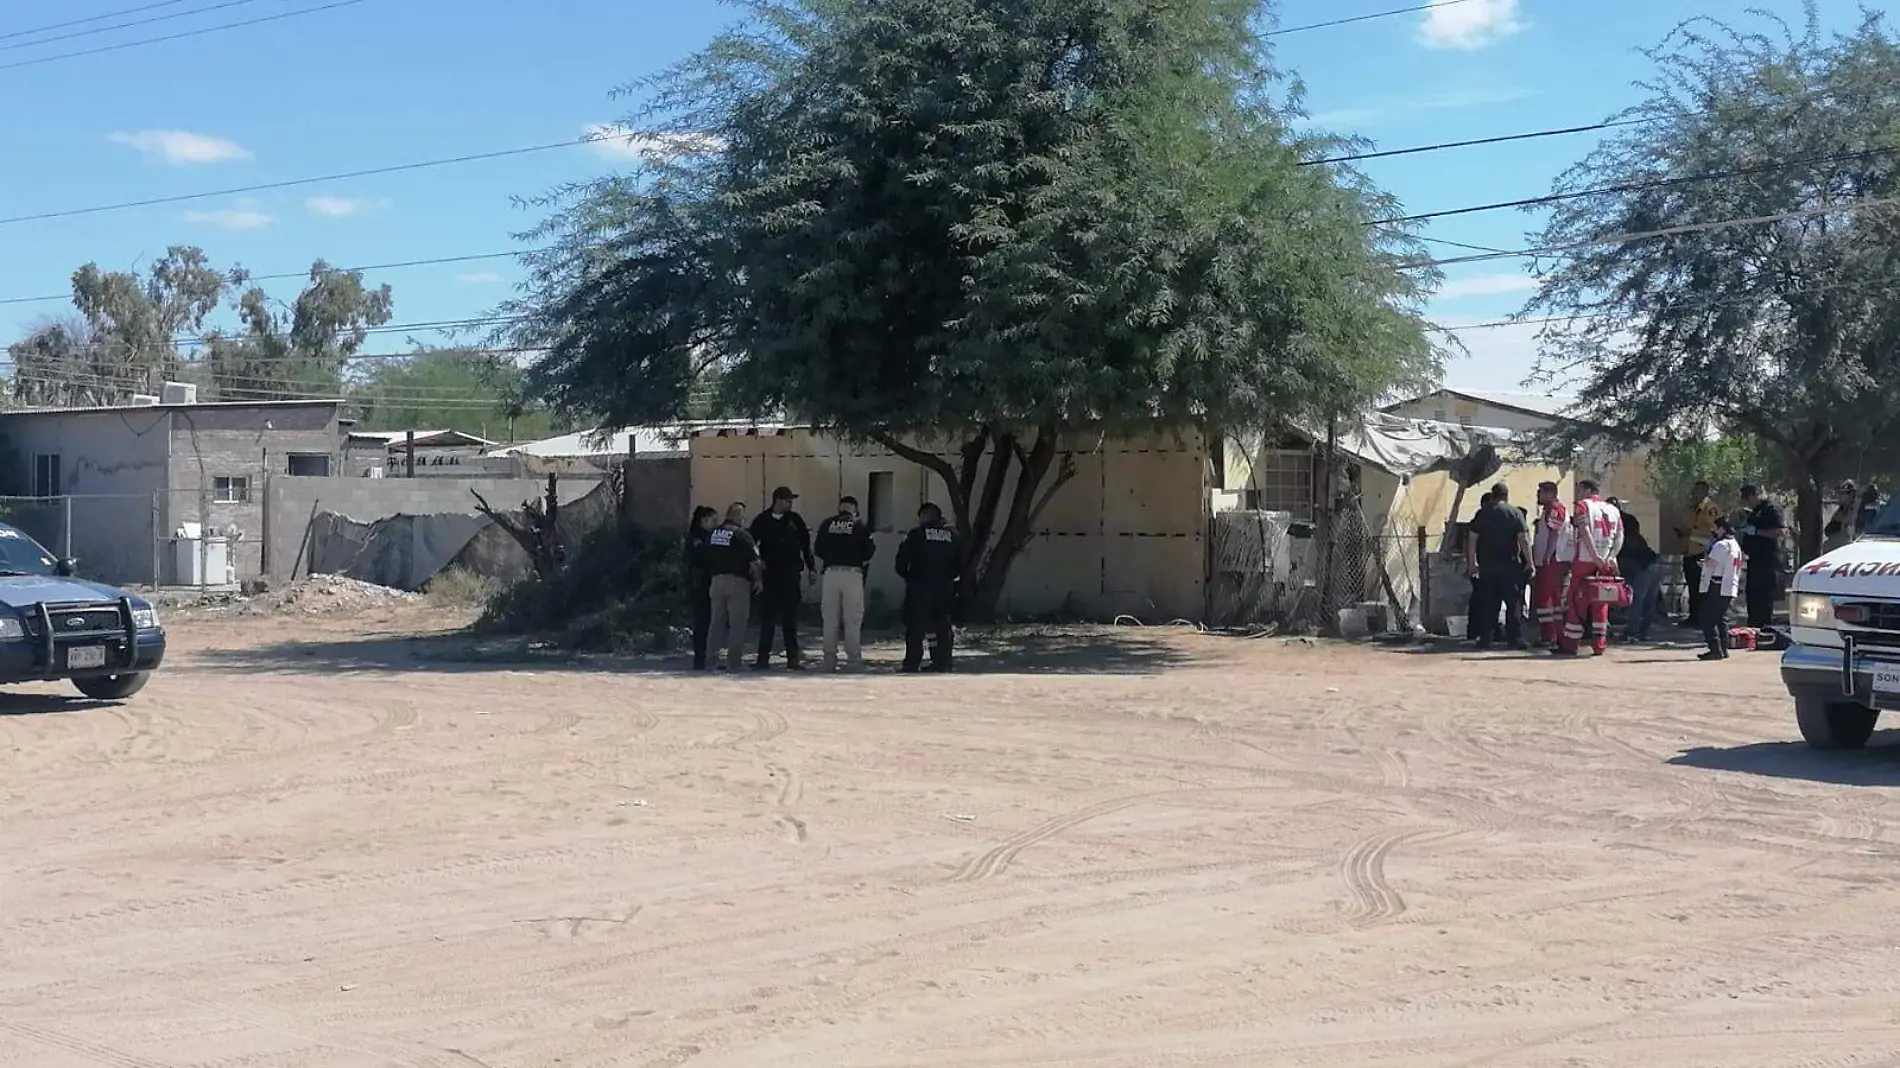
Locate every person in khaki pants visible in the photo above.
<box><xmin>695</xmin><ymin>503</ymin><xmax>763</xmax><ymax>672</ymax></box>
<box><xmin>813</xmin><ymin>495</ymin><xmax>876</xmax><ymax>671</ymax></box>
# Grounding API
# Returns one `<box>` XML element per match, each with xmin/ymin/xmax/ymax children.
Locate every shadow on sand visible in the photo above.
<box><xmin>0</xmin><ymin>692</ymin><xmax>112</xmax><ymax>716</ymax></box>
<box><xmin>1670</xmin><ymin>735</ymin><xmax>1900</xmax><ymax>787</ymax></box>
<box><xmin>191</xmin><ymin>624</ymin><xmax>1192</xmax><ymax>678</ymax></box>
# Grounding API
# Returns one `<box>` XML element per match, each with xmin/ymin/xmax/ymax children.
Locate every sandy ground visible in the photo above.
<box><xmin>3</xmin><ymin>608</ymin><xmax>1900</xmax><ymax>1068</ymax></box>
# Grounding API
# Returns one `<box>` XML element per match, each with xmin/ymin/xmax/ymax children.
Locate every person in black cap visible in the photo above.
<box><xmin>896</xmin><ymin>501</ymin><xmax>964</xmax><ymax>672</ymax></box>
<box><xmin>749</xmin><ymin>486</ymin><xmax>816</xmax><ymax>669</ymax></box>
<box><xmin>695</xmin><ymin>502</ymin><xmax>764</xmax><ymax>671</ymax></box>
<box><xmin>814</xmin><ymin>494</ymin><xmax>876</xmax><ymax>671</ymax></box>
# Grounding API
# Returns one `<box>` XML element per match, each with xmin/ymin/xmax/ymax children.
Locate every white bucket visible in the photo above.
<box><xmin>1336</xmin><ymin>607</ymin><xmax>1369</xmax><ymax>640</ymax></box>
<box><xmin>1445</xmin><ymin>615</ymin><xmax>1469</xmax><ymax>639</ymax></box>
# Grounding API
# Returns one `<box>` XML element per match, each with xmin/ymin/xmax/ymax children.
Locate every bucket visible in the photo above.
<box><xmin>1446</xmin><ymin>615</ymin><xmax>1469</xmax><ymax>639</ymax></box>
<box><xmin>1336</xmin><ymin>607</ymin><xmax>1370</xmax><ymax>640</ymax></box>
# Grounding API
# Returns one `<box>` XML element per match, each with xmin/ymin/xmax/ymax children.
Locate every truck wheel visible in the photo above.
<box><xmin>1795</xmin><ymin>696</ymin><xmax>1878</xmax><ymax>750</ymax></box>
<box><xmin>72</xmin><ymin>673</ymin><xmax>149</xmax><ymax>701</ymax></box>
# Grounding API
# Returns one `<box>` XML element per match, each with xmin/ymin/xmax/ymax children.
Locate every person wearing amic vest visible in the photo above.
<box><xmin>896</xmin><ymin>502</ymin><xmax>964</xmax><ymax>673</ymax></box>
<box><xmin>694</xmin><ymin>503</ymin><xmax>764</xmax><ymax>672</ymax></box>
<box><xmin>1738</xmin><ymin>484</ymin><xmax>1785</xmax><ymax>627</ymax></box>
<box><xmin>1557</xmin><ymin>479</ymin><xmax>1623</xmax><ymax>657</ymax></box>
<box><xmin>1697</xmin><ymin>517</ymin><xmax>1744</xmax><ymax>661</ymax></box>
<box><xmin>749</xmin><ymin>486</ymin><xmax>816</xmax><ymax>670</ymax></box>
<box><xmin>813</xmin><ymin>495</ymin><xmax>876</xmax><ymax>672</ymax></box>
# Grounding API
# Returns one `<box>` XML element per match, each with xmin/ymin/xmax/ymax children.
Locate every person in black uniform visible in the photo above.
<box><xmin>694</xmin><ymin>503</ymin><xmax>764</xmax><ymax>672</ymax></box>
<box><xmin>813</xmin><ymin>495</ymin><xmax>876</xmax><ymax>672</ymax></box>
<box><xmin>749</xmin><ymin>486</ymin><xmax>816</xmax><ymax>670</ymax></box>
<box><xmin>896</xmin><ymin>502</ymin><xmax>963</xmax><ymax>672</ymax></box>
<box><xmin>1463</xmin><ymin>483</ymin><xmax>1531</xmax><ymax>650</ymax></box>
<box><xmin>1739</xmin><ymin>484</ymin><xmax>1785</xmax><ymax>627</ymax></box>
<box><xmin>684</xmin><ymin>505</ymin><xmax>719</xmax><ymax>670</ymax></box>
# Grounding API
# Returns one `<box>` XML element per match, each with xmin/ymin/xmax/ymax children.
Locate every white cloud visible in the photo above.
<box><xmin>1418</xmin><ymin>0</ymin><xmax>1524</xmax><ymax>51</ymax></box>
<box><xmin>583</xmin><ymin>123</ymin><xmax>723</xmax><ymax>162</ymax></box>
<box><xmin>108</xmin><ymin>129</ymin><xmax>251</xmax><ymax>165</ymax></box>
<box><xmin>1435</xmin><ymin>273</ymin><xmax>1538</xmax><ymax>300</ymax></box>
<box><xmin>182</xmin><ymin>204</ymin><xmax>274</xmax><ymax>231</ymax></box>
<box><xmin>1438</xmin><ymin>319</ymin><xmax>1542</xmax><ymax>387</ymax></box>
<box><xmin>457</xmin><ymin>272</ymin><xmax>505</xmax><ymax>285</ymax></box>
<box><xmin>305</xmin><ymin>195</ymin><xmax>374</xmax><ymax>217</ymax></box>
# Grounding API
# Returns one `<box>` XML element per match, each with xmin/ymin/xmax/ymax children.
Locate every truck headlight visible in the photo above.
<box><xmin>1792</xmin><ymin>593</ymin><xmax>1836</xmax><ymax>628</ymax></box>
<box><xmin>131</xmin><ymin>606</ymin><xmax>160</xmax><ymax>631</ymax></box>
<box><xmin>0</xmin><ymin>617</ymin><xmax>23</xmax><ymax>640</ymax></box>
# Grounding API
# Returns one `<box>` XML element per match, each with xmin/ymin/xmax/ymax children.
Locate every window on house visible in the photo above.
<box><xmin>1255</xmin><ymin>449</ymin><xmax>1313</xmax><ymax>518</ymax></box>
<box><xmin>32</xmin><ymin>454</ymin><xmax>60</xmax><ymax>498</ymax></box>
<box><xmin>286</xmin><ymin>453</ymin><xmax>330</xmax><ymax>477</ymax></box>
<box><xmin>867</xmin><ymin>471</ymin><xmax>895</xmax><ymax>532</ymax></box>
<box><xmin>1431</xmin><ymin>408</ymin><xmax>1449</xmax><ymax>423</ymax></box>
<box><xmin>213</xmin><ymin>476</ymin><xmax>251</xmax><ymax>503</ymax></box>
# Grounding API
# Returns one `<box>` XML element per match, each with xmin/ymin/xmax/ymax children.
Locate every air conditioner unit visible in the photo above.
<box><xmin>128</xmin><ymin>394</ymin><xmax>160</xmax><ymax>406</ymax></box>
<box><xmin>160</xmin><ymin>381</ymin><xmax>198</xmax><ymax>405</ymax></box>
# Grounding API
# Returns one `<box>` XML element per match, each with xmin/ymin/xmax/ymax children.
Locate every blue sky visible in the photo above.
<box><xmin>0</xmin><ymin>0</ymin><xmax>1870</xmax><ymax>393</ymax></box>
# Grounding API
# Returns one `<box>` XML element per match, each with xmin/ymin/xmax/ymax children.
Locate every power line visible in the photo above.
<box><xmin>0</xmin><ymin>0</ymin><xmax>267</xmax><ymax>53</ymax></box>
<box><xmin>1269</xmin><ymin>0</ymin><xmax>1474</xmax><ymax>37</ymax></box>
<box><xmin>0</xmin><ymin>0</ymin><xmax>200</xmax><ymax>42</ymax></box>
<box><xmin>0</xmin><ymin>0</ymin><xmax>366</xmax><ymax>72</ymax></box>
<box><xmin>0</xmin><ymin>251</ymin><xmax>525</xmax><ymax>307</ymax></box>
<box><xmin>1305</xmin><ymin>119</ymin><xmax>1652</xmax><ymax>167</ymax></box>
<box><xmin>0</xmin><ymin>138</ymin><xmax>608</xmax><ymax>226</ymax></box>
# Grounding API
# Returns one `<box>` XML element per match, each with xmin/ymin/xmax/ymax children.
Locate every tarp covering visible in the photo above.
<box><xmin>1317</xmin><ymin>413</ymin><xmax>1518</xmax><ymax>485</ymax></box>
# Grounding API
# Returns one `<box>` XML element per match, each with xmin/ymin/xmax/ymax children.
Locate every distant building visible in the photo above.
<box><xmin>0</xmin><ymin>399</ymin><xmax>345</xmax><ymax>584</ymax></box>
<box><xmin>486</xmin><ymin>425</ymin><xmax>689</xmax><ymax>461</ymax></box>
<box><xmin>344</xmin><ymin>429</ymin><xmax>496</xmax><ymax>476</ymax></box>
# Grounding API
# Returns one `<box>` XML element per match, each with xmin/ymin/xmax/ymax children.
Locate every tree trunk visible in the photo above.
<box><xmin>966</xmin><ymin>425</ymin><xmax>1076</xmax><ymax>620</ymax></box>
<box><xmin>1795</xmin><ymin>469</ymin><xmax>1825</xmax><ymax>564</ymax></box>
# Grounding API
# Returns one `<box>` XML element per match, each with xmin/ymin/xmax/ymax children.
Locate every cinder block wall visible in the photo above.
<box><xmin>266</xmin><ymin>475</ymin><xmax>601</xmax><ymax>581</ymax></box>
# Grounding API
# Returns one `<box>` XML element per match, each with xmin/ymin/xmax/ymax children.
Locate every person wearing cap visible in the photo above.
<box><xmin>749</xmin><ymin>486</ymin><xmax>817</xmax><ymax>669</ymax></box>
<box><xmin>895</xmin><ymin>501</ymin><xmax>964</xmax><ymax>672</ymax></box>
<box><xmin>814</xmin><ymin>494</ymin><xmax>876</xmax><ymax>671</ymax></box>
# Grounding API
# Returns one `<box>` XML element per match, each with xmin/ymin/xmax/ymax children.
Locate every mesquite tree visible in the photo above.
<box><xmin>1523</xmin><ymin>4</ymin><xmax>1900</xmax><ymax>560</ymax></box>
<box><xmin>500</xmin><ymin>0</ymin><xmax>1438</xmax><ymax>617</ymax></box>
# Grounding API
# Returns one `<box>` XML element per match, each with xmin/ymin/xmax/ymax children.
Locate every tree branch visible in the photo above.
<box><xmin>868</xmin><ymin>428</ymin><xmax>966</xmax><ymax>517</ymax></box>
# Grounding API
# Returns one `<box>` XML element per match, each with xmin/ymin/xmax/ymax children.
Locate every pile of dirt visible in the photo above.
<box><xmin>160</xmin><ymin>575</ymin><xmax>419</xmax><ymax>617</ymax></box>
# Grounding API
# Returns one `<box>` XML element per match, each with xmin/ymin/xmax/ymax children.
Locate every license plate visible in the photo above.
<box><xmin>1874</xmin><ymin>666</ymin><xmax>1900</xmax><ymax>695</ymax></box>
<box><xmin>66</xmin><ymin>645</ymin><xmax>106</xmax><ymax>670</ymax></box>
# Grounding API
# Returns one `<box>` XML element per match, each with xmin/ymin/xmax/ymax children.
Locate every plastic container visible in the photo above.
<box><xmin>1446</xmin><ymin>615</ymin><xmax>1469</xmax><ymax>639</ymax></box>
<box><xmin>1336</xmin><ymin>608</ymin><xmax>1369</xmax><ymax>640</ymax></box>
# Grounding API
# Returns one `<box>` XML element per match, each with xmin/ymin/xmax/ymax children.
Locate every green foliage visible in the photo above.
<box><xmin>347</xmin><ymin>347</ymin><xmax>555</xmax><ymax>441</ymax></box>
<box><xmin>479</xmin><ymin>520</ymin><xmax>687</xmax><ymax>651</ymax></box>
<box><xmin>1644</xmin><ymin>436</ymin><xmax>1779</xmax><ymax>505</ymax></box>
<box><xmin>1523</xmin><ymin>3</ymin><xmax>1900</xmax><ymax>557</ymax></box>
<box><xmin>499</xmin><ymin>0</ymin><xmax>1439</xmax><ymax>616</ymax></box>
<box><xmin>203</xmin><ymin>260</ymin><xmax>393</xmax><ymax>402</ymax></box>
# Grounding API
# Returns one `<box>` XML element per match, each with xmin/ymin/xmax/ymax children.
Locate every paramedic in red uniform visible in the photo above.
<box><xmin>1558</xmin><ymin>480</ymin><xmax>1623</xmax><ymax>657</ymax></box>
<box><xmin>1530</xmin><ymin>481</ymin><xmax>1571</xmax><ymax>647</ymax></box>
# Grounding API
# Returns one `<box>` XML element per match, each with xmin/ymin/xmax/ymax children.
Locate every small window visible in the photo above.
<box><xmin>286</xmin><ymin>453</ymin><xmax>330</xmax><ymax>477</ymax></box>
<box><xmin>867</xmin><ymin>471</ymin><xmax>895</xmax><ymax>532</ymax></box>
<box><xmin>1431</xmin><ymin>408</ymin><xmax>1449</xmax><ymax>423</ymax></box>
<box><xmin>32</xmin><ymin>454</ymin><xmax>60</xmax><ymax>498</ymax></box>
<box><xmin>213</xmin><ymin>476</ymin><xmax>251</xmax><ymax>503</ymax></box>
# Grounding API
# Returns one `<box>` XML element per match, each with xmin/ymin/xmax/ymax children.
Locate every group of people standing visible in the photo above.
<box><xmin>1464</xmin><ymin>477</ymin><xmax>1773</xmax><ymax>660</ymax></box>
<box><xmin>1464</xmin><ymin>478</ymin><xmax>1626</xmax><ymax>656</ymax></box>
<box><xmin>684</xmin><ymin>487</ymin><xmax>966</xmax><ymax>674</ymax></box>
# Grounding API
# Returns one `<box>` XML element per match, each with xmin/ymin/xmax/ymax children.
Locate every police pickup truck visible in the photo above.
<box><xmin>0</xmin><ymin>522</ymin><xmax>164</xmax><ymax>700</ymax></box>
<box><xmin>1782</xmin><ymin>495</ymin><xmax>1900</xmax><ymax>748</ymax></box>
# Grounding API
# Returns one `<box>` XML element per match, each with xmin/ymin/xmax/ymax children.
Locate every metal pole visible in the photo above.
<box><xmin>61</xmin><ymin>495</ymin><xmax>72</xmax><ymax>562</ymax></box>
<box><xmin>405</xmin><ymin>430</ymin><xmax>416</xmax><ymax>478</ymax></box>
<box><xmin>152</xmin><ymin>491</ymin><xmax>162</xmax><ymax>587</ymax></box>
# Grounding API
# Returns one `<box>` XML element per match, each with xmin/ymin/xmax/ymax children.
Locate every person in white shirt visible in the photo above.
<box><xmin>1698</xmin><ymin>517</ymin><xmax>1744</xmax><ymax>661</ymax></box>
<box><xmin>1558</xmin><ymin>480</ymin><xmax>1624</xmax><ymax>657</ymax></box>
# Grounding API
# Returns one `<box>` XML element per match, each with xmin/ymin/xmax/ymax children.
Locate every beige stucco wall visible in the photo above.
<box><xmin>688</xmin><ymin>427</ymin><xmax>1208</xmax><ymax>620</ymax></box>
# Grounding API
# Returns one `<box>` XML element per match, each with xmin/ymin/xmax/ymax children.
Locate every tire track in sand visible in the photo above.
<box><xmin>1337</xmin><ymin>827</ymin><xmax>1462</xmax><ymax>927</ymax></box>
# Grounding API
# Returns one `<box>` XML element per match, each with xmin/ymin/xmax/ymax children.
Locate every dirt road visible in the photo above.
<box><xmin>3</xmin><ymin>609</ymin><xmax>1898</xmax><ymax>1067</ymax></box>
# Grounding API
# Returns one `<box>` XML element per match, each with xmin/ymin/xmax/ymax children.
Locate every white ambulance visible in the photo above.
<box><xmin>1781</xmin><ymin>496</ymin><xmax>1900</xmax><ymax>748</ymax></box>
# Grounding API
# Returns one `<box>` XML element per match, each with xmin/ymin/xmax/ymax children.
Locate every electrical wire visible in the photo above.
<box><xmin>0</xmin><ymin>0</ymin><xmax>268</xmax><ymax>53</ymax></box>
<box><xmin>1268</xmin><ymin>0</ymin><xmax>1474</xmax><ymax>37</ymax></box>
<box><xmin>0</xmin><ymin>0</ymin><xmax>201</xmax><ymax>42</ymax></box>
<box><xmin>0</xmin><ymin>0</ymin><xmax>366</xmax><ymax>72</ymax></box>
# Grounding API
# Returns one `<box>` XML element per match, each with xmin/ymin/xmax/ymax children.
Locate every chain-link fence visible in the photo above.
<box><xmin>1207</xmin><ymin>505</ymin><xmax>1427</xmax><ymax>633</ymax></box>
<box><xmin>0</xmin><ymin>491</ymin><xmax>250</xmax><ymax>589</ymax></box>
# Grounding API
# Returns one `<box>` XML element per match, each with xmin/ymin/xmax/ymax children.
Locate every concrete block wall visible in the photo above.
<box><xmin>266</xmin><ymin>475</ymin><xmax>602</xmax><ymax>580</ymax></box>
<box><xmin>167</xmin><ymin>404</ymin><xmax>341</xmax><ymax>580</ymax></box>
